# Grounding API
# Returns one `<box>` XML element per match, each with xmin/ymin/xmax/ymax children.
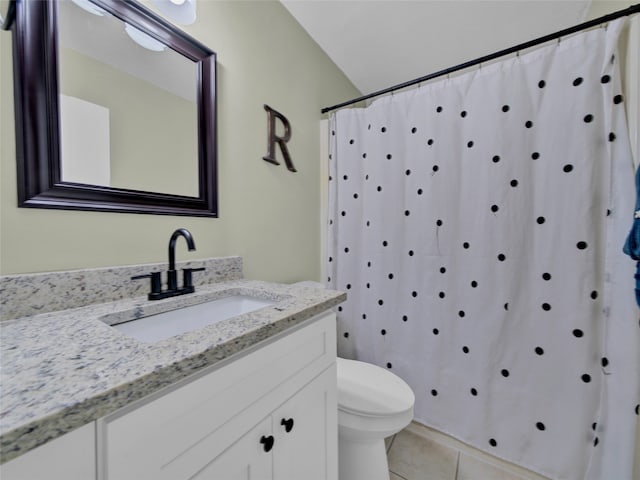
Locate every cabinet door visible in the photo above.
<box><xmin>102</xmin><ymin>312</ymin><xmax>335</xmax><ymax>480</ymax></box>
<box><xmin>273</xmin><ymin>366</ymin><xmax>337</xmax><ymax>480</ymax></box>
<box><xmin>191</xmin><ymin>417</ymin><xmax>272</xmax><ymax>480</ymax></box>
<box><xmin>0</xmin><ymin>423</ymin><xmax>96</xmax><ymax>480</ymax></box>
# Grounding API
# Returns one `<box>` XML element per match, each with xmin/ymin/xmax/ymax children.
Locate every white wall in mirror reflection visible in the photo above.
<box><xmin>60</xmin><ymin>94</ymin><xmax>111</xmax><ymax>186</ymax></box>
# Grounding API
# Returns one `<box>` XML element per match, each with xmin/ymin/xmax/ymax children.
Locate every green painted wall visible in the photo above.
<box><xmin>0</xmin><ymin>1</ymin><xmax>359</xmax><ymax>281</ymax></box>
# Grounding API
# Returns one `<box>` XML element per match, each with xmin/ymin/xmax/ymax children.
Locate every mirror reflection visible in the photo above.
<box><xmin>57</xmin><ymin>0</ymin><xmax>199</xmax><ymax>197</ymax></box>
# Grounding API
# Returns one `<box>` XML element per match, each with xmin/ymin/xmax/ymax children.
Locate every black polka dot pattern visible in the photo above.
<box><xmin>326</xmin><ymin>35</ymin><xmax>634</xmax><ymax>476</ymax></box>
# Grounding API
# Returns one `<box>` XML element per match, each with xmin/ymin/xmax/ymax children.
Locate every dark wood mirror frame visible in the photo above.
<box><xmin>10</xmin><ymin>0</ymin><xmax>218</xmax><ymax>216</ymax></box>
<box><xmin>0</xmin><ymin>0</ymin><xmax>16</xmax><ymax>30</ymax></box>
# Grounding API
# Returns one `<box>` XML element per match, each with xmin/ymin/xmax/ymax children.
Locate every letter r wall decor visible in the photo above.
<box><xmin>263</xmin><ymin>104</ymin><xmax>296</xmax><ymax>173</ymax></box>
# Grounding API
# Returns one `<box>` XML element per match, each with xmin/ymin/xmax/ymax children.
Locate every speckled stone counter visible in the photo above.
<box><xmin>0</xmin><ymin>260</ymin><xmax>345</xmax><ymax>464</ymax></box>
<box><xmin>0</xmin><ymin>256</ymin><xmax>243</xmax><ymax>321</ymax></box>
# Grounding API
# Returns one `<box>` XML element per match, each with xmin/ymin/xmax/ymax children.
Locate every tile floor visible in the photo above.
<box><xmin>385</xmin><ymin>422</ymin><xmax>551</xmax><ymax>480</ymax></box>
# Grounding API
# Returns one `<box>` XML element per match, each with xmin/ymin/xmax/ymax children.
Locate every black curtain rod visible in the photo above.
<box><xmin>321</xmin><ymin>3</ymin><xmax>640</xmax><ymax>114</ymax></box>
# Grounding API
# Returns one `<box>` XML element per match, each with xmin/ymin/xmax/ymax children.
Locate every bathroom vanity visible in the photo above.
<box><xmin>0</xmin><ymin>257</ymin><xmax>344</xmax><ymax>479</ymax></box>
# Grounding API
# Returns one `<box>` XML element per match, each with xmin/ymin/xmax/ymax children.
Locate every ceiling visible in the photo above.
<box><xmin>280</xmin><ymin>0</ymin><xmax>593</xmax><ymax>98</ymax></box>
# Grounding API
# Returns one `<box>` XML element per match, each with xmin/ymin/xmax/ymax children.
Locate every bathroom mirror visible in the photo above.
<box><xmin>10</xmin><ymin>0</ymin><xmax>217</xmax><ymax>216</ymax></box>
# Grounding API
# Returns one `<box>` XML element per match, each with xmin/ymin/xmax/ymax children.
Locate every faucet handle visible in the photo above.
<box><xmin>182</xmin><ymin>267</ymin><xmax>206</xmax><ymax>289</ymax></box>
<box><xmin>131</xmin><ymin>272</ymin><xmax>162</xmax><ymax>295</ymax></box>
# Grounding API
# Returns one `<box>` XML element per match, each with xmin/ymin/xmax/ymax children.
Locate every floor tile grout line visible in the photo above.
<box><xmin>388</xmin><ymin>470</ymin><xmax>410</xmax><ymax>480</ymax></box>
<box><xmin>386</xmin><ymin>433</ymin><xmax>397</xmax><ymax>454</ymax></box>
<box><xmin>454</xmin><ymin>450</ymin><xmax>461</xmax><ymax>480</ymax></box>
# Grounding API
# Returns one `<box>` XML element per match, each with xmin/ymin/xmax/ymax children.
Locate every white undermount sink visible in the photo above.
<box><xmin>112</xmin><ymin>295</ymin><xmax>276</xmax><ymax>343</ymax></box>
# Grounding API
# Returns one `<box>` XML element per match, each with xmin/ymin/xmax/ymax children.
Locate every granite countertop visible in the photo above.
<box><xmin>0</xmin><ymin>280</ymin><xmax>345</xmax><ymax>464</ymax></box>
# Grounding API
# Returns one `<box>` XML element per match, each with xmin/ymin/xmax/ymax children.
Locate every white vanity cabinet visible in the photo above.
<box><xmin>271</xmin><ymin>367</ymin><xmax>336</xmax><ymax>479</ymax></box>
<box><xmin>193</xmin><ymin>368</ymin><xmax>335</xmax><ymax>480</ymax></box>
<box><xmin>100</xmin><ymin>311</ymin><xmax>337</xmax><ymax>480</ymax></box>
<box><xmin>0</xmin><ymin>422</ymin><xmax>96</xmax><ymax>480</ymax></box>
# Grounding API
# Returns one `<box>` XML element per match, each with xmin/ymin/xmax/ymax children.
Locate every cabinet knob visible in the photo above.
<box><xmin>260</xmin><ymin>435</ymin><xmax>274</xmax><ymax>452</ymax></box>
<box><xmin>280</xmin><ymin>418</ymin><xmax>294</xmax><ymax>433</ymax></box>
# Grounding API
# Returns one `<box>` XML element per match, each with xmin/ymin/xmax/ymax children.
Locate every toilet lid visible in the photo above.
<box><xmin>336</xmin><ymin>358</ymin><xmax>415</xmax><ymax>416</ymax></box>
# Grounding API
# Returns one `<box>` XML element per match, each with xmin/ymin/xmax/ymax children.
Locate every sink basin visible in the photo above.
<box><xmin>112</xmin><ymin>295</ymin><xmax>276</xmax><ymax>343</ymax></box>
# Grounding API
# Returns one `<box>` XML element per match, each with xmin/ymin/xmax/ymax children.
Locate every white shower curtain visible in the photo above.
<box><xmin>327</xmin><ymin>19</ymin><xmax>638</xmax><ymax>480</ymax></box>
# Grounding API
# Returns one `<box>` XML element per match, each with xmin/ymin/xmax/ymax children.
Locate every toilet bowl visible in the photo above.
<box><xmin>337</xmin><ymin>357</ymin><xmax>415</xmax><ymax>480</ymax></box>
<box><xmin>290</xmin><ymin>281</ymin><xmax>415</xmax><ymax>479</ymax></box>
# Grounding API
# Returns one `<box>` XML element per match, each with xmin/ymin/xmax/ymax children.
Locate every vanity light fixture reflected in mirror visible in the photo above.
<box><xmin>70</xmin><ymin>0</ymin><xmax>106</xmax><ymax>16</ymax></box>
<box><xmin>124</xmin><ymin>23</ymin><xmax>167</xmax><ymax>51</ymax></box>
<box><xmin>70</xmin><ymin>0</ymin><xmax>167</xmax><ymax>52</ymax></box>
<box><xmin>151</xmin><ymin>0</ymin><xmax>196</xmax><ymax>25</ymax></box>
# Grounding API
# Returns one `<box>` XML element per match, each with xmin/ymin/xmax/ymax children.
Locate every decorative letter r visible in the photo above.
<box><xmin>263</xmin><ymin>104</ymin><xmax>296</xmax><ymax>172</ymax></box>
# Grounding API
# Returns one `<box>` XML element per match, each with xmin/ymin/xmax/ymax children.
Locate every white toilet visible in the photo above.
<box><xmin>336</xmin><ymin>357</ymin><xmax>415</xmax><ymax>480</ymax></box>
<box><xmin>292</xmin><ymin>281</ymin><xmax>415</xmax><ymax>479</ymax></box>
